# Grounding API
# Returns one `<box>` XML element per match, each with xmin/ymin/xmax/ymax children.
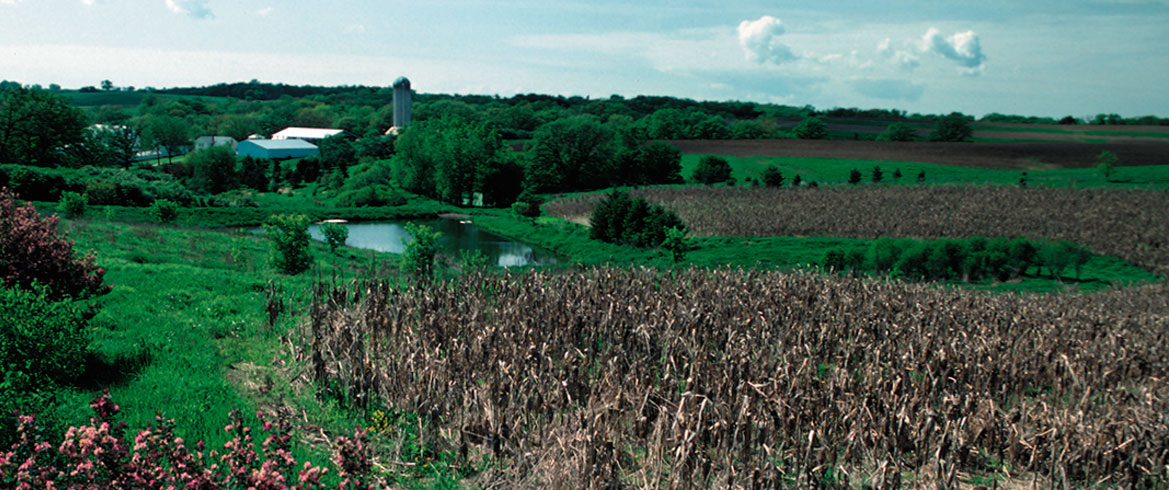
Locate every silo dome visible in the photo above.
<box><xmin>393</xmin><ymin>77</ymin><xmax>411</xmax><ymax>89</ymax></box>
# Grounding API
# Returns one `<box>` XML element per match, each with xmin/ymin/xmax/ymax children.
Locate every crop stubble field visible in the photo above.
<box><xmin>669</xmin><ymin>139</ymin><xmax>1169</xmax><ymax>169</ymax></box>
<box><xmin>308</xmin><ymin>268</ymin><xmax>1169</xmax><ymax>488</ymax></box>
<box><xmin>545</xmin><ymin>186</ymin><xmax>1169</xmax><ymax>277</ymax></box>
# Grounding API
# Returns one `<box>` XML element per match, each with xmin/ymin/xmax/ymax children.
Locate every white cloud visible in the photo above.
<box><xmin>256</xmin><ymin>7</ymin><xmax>273</xmax><ymax>16</ymax></box>
<box><xmin>921</xmin><ymin>28</ymin><xmax>986</xmax><ymax>74</ymax></box>
<box><xmin>737</xmin><ymin>16</ymin><xmax>798</xmax><ymax>64</ymax></box>
<box><xmin>1</xmin><ymin>0</ymin><xmax>24</xmax><ymax>5</ymax></box>
<box><xmin>346</xmin><ymin>24</ymin><xmax>366</xmax><ymax>34</ymax></box>
<box><xmin>165</xmin><ymin>0</ymin><xmax>213</xmax><ymax>19</ymax></box>
<box><xmin>877</xmin><ymin>37</ymin><xmax>920</xmax><ymax>71</ymax></box>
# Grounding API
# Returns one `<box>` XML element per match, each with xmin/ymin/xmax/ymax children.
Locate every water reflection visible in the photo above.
<box><xmin>306</xmin><ymin>219</ymin><xmax>560</xmax><ymax>267</ymax></box>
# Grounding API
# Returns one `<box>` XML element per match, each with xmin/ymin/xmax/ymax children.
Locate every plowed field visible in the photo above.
<box><xmin>670</xmin><ymin>139</ymin><xmax>1169</xmax><ymax>169</ymax></box>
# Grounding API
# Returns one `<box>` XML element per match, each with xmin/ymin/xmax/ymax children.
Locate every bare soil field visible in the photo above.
<box><xmin>670</xmin><ymin>139</ymin><xmax>1169</xmax><ymax>169</ymax></box>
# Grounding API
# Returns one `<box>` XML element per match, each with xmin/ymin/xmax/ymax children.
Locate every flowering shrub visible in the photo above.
<box><xmin>0</xmin><ymin>187</ymin><xmax>108</xmax><ymax>301</ymax></box>
<box><xmin>0</xmin><ymin>392</ymin><xmax>376</xmax><ymax>489</ymax></box>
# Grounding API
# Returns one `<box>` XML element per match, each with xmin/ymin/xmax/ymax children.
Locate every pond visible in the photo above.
<box><xmin>306</xmin><ymin>219</ymin><xmax>561</xmax><ymax>267</ymax></box>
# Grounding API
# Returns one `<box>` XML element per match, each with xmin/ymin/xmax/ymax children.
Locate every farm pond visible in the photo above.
<box><xmin>302</xmin><ymin>218</ymin><xmax>562</xmax><ymax>267</ymax></box>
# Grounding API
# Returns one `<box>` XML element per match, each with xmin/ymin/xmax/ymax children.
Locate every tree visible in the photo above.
<box><xmin>1096</xmin><ymin>150</ymin><xmax>1118</xmax><ymax>182</ymax></box>
<box><xmin>187</xmin><ymin>146</ymin><xmax>239</xmax><ymax>194</ymax></box>
<box><xmin>893</xmin><ymin>168</ymin><xmax>902</xmax><ymax>179</ymax></box>
<box><xmin>101</xmin><ymin>79</ymin><xmax>114</xmax><ymax>91</ymax></box>
<box><xmin>876</xmin><ymin>122</ymin><xmax>916</xmax><ymax>142</ymax></box>
<box><xmin>264</xmin><ymin>214</ymin><xmax>313</xmax><ymax>275</ymax></box>
<box><xmin>402</xmin><ymin>222</ymin><xmax>441</xmax><ymax>281</ymax></box>
<box><xmin>320</xmin><ymin>222</ymin><xmax>349</xmax><ymax>254</ymax></box>
<box><xmin>872</xmin><ymin>166</ymin><xmax>883</xmax><ymax>183</ymax></box>
<box><xmin>0</xmin><ymin>86</ymin><xmax>87</xmax><ymax>166</ymax></box>
<box><xmin>929</xmin><ymin>112</ymin><xmax>973</xmax><ymax>142</ymax></box>
<box><xmin>848</xmin><ymin>168</ymin><xmax>862</xmax><ymax>185</ymax></box>
<box><xmin>691</xmin><ymin>155</ymin><xmax>732</xmax><ymax>185</ymax></box>
<box><xmin>792</xmin><ymin>117</ymin><xmax>827</xmax><ymax>140</ymax></box>
<box><xmin>238</xmin><ymin>156</ymin><xmax>269</xmax><ymax>192</ymax></box>
<box><xmin>661</xmin><ymin>226</ymin><xmax>688</xmax><ymax>263</ymax></box>
<box><xmin>916</xmin><ymin>170</ymin><xmax>926</xmax><ymax>184</ymax></box>
<box><xmin>148</xmin><ymin>199</ymin><xmax>180</xmax><ymax>224</ymax></box>
<box><xmin>318</xmin><ymin>134</ymin><xmax>357</xmax><ymax>171</ymax></box>
<box><xmin>527</xmin><ymin>115</ymin><xmax>616</xmax><ymax>192</ymax></box>
<box><xmin>762</xmin><ymin>165</ymin><xmax>785</xmax><ymax>187</ymax></box>
<box><xmin>0</xmin><ymin>187</ymin><xmax>108</xmax><ymax>301</ymax></box>
<box><xmin>140</xmin><ymin>115</ymin><xmax>190</xmax><ymax>164</ymax></box>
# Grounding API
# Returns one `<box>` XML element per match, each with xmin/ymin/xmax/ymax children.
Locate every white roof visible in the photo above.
<box><xmin>242</xmin><ymin>139</ymin><xmax>318</xmax><ymax>150</ymax></box>
<box><xmin>271</xmin><ymin>127</ymin><xmax>345</xmax><ymax>140</ymax></box>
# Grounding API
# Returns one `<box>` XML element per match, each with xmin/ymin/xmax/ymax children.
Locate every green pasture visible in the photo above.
<box><xmin>680</xmin><ymin>154</ymin><xmax>1169</xmax><ymax>188</ymax></box>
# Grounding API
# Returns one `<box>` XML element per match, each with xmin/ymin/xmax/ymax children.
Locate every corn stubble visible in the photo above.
<box><xmin>308</xmin><ymin>268</ymin><xmax>1168</xmax><ymax>488</ymax></box>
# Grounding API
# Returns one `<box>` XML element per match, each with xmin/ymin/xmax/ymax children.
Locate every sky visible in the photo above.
<box><xmin>2</xmin><ymin>0</ymin><xmax>1168</xmax><ymax>118</ymax></box>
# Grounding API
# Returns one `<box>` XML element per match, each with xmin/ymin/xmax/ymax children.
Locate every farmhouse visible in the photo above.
<box><xmin>271</xmin><ymin>127</ymin><xmax>348</xmax><ymax>143</ymax></box>
<box><xmin>236</xmin><ymin>139</ymin><xmax>318</xmax><ymax>159</ymax></box>
<box><xmin>193</xmin><ymin>136</ymin><xmax>238</xmax><ymax>152</ymax></box>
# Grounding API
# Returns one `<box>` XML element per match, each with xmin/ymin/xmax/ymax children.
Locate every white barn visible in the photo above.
<box><xmin>237</xmin><ymin>139</ymin><xmax>319</xmax><ymax>160</ymax></box>
<box><xmin>271</xmin><ymin>127</ymin><xmax>347</xmax><ymax>143</ymax></box>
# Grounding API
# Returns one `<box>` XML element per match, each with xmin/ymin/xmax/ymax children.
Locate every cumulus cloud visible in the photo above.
<box><xmin>850</xmin><ymin>78</ymin><xmax>925</xmax><ymax>102</ymax></box>
<box><xmin>877</xmin><ymin>37</ymin><xmax>920</xmax><ymax>71</ymax></box>
<box><xmin>920</xmin><ymin>28</ymin><xmax>986</xmax><ymax>74</ymax></box>
<box><xmin>737</xmin><ymin>16</ymin><xmax>798</xmax><ymax>64</ymax></box>
<box><xmin>165</xmin><ymin>0</ymin><xmax>213</xmax><ymax>19</ymax></box>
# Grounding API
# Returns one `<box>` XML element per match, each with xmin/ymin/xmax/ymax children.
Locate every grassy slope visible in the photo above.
<box><xmin>53</xmin><ymin>217</ymin><xmax>401</xmax><ymax>474</ymax></box>
<box><xmin>680</xmin><ymin>154</ymin><xmax>1169</xmax><ymax>188</ymax></box>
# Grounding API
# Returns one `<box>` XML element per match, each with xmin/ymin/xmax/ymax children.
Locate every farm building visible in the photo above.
<box><xmin>271</xmin><ymin>127</ymin><xmax>348</xmax><ymax>143</ymax></box>
<box><xmin>237</xmin><ymin>139</ymin><xmax>318</xmax><ymax>159</ymax></box>
<box><xmin>194</xmin><ymin>136</ymin><xmax>238</xmax><ymax>152</ymax></box>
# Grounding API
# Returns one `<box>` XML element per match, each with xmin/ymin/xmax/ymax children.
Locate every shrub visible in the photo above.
<box><xmin>929</xmin><ymin>112</ymin><xmax>974</xmax><ymax>142</ymax></box>
<box><xmin>321</xmin><ymin>222</ymin><xmax>349</xmax><ymax>253</ymax></box>
<box><xmin>1097</xmin><ymin>150</ymin><xmax>1118</xmax><ymax>182</ymax></box>
<box><xmin>402</xmin><ymin>222</ymin><xmax>441</xmax><ymax>281</ymax></box>
<box><xmin>848</xmin><ymin>168</ymin><xmax>862</xmax><ymax>185</ymax></box>
<box><xmin>333</xmin><ymin>185</ymin><xmax>408</xmax><ymax>208</ymax></box>
<box><xmin>1</xmin><ymin>188</ymin><xmax>108</xmax><ymax>301</ymax></box>
<box><xmin>0</xmin><ymin>392</ymin><xmax>375</xmax><ymax>489</ymax></box>
<box><xmin>589</xmin><ymin>190</ymin><xmax>685</xmax><ymax>248</ymax></box>
<box><xmin>0</xmin><ymin>286</ymin><xmax>90</xmax><ymax>434</ymax></box>
<box><xmin>511</xmin><ymin>190</ymin><xmax>544</xmax><ymax>221</ymax></box>
<box><xmin>661</xmin><ymin>226</ymin><xmax>688</xmax><ymax>263</ymax></box>
<box><xmin>876</xmin><ymin>122</ymin><xmax>916</xmax><ymax>142</ymax></box>
<box><xmin>872</xmin><ymin>166</ymin><xmax>883</xmax><ymax>183</ymax></box>
<box><xmin>762</xmin><ymin>165</ymin><xmax>785</xmax><ymax>187</ymax></box>
<box><xmin>147</xmin><ymin>198</ymin><xmax>179</xmax><ymax>224</ymax></box>
<box><xmin>691</xmin><ymin>155</ymin><xmax>732</xmax><ymax>185</ymax></box>
<box><xmin>792</xmin><ymin>117</ymin><xmax>826</xmax><ymax>140</ymax></box>
<box><xmin>57</xmin><ymin>191</ymin><xmax>88</xmax><ymax>218</ymax></box>
<box><xmin>264</xmin><ymin>214</ymin><xmax>313</xmax><ymax>275</ymax></box>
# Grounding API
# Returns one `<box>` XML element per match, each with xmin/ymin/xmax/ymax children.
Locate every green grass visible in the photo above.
<box><xmin>680</xmin><ymin>154</ymin><xmax>1169</xmax><ymax>188</ymax></box>
<box><xmin>47</xmin><ymin>217</ymin><xmax>407</xmax><ymax>476</ymax></box>
<box><xmin>470</xmin><ymin>209</ymin><xmax>1158</xmax><ymax>293</ymax></box>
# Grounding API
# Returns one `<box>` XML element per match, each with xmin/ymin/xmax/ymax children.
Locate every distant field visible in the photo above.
<box><xmin>671</xmin><ymin>138</ymin><xmax>1169</xmax><ymax>169</ymax></box>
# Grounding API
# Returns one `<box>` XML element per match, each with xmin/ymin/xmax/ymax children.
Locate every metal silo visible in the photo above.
<box><xmin>393</xmin><ymin>76</ymin><xmax>412</xmax><ymax>128</ymax></box>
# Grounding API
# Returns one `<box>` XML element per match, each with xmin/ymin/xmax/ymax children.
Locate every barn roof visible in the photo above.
<box><xmin>271</xmin><ymin>127</ymin><xmax>345</xmax><ymax>140</ymax></box>
<box><xmin>242</xmin><ymin>139</ymin><xmax>318</xmax><ymax>150</ymax></box>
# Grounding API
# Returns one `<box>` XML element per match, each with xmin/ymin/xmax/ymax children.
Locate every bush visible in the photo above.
<box><xmin>321</xmin><ymin>222</ymin><xmax>349</xmax><ymax>253</ymax></box>
<box><xmin>0</xmin><ymin>393</ymin><xmax>376</xmax><ymax>489</ymax></box>
<box><xmin>0</xmin><ymin>285</ymin><xmax>90</xmax><ymax>439</ymax></box>
<box><xmin>792</xmin><ymin>117</ymin><xmax>826</xmax><ymax>140</ymax></box>
<box><xmin>148</xmin><ymin>198</ymin><xmax>180</xmax><ymax>224</ymax></box>
<box><xmin>691</xmin><ymin>155</ymin><xmax>732</xmax><ymax>185</ymax></box>
<box><xmin>929</xmin><ymin>112</ymin><xmax>973</xmax><ymax>142</ymax></box>
<box><xmin>57</xmin><ymin>191</ymin><xmax>88</xmax><ymax>218</ymax></box>
<box><xmin>876</xmin><ymin>122</ymin><xmax>916</xmax><ymax>142</ymax></box>
<box><xmin>402</xmin><ymin>222</ymin><xmax>441</xmax><ymax>281</ymax></box>
<box><xmin>264</xmin><ymin>214</ymin><xmax>313</xmax><ymax>275</ymax></box>
<box><xmin>848</xmin><ymin>168</ymin><xmax>862</xmax><ymax>185</ymax></box>
<box><xmin>589</xmin><ymin>190</ymin><xmax>685</xmax><ymax>248</ymax></box>
<box><xmin>1</xmin><ymin>188</ymin><xmax>108</xmax><ymax>301</ymax></box>
<box><xmin>762</xmin><ymin>165</ymin><xmax>785</xmax><ymax>187</ymax></box>
<box><xmin>332</xmin><ymin>185</ymin><xmax>408</xmax><ymax>207</ymax></box>
<box><xmin>661</xmin><ymin>226</ymin><xmax>688</xmax><ymax>263</ymax></box>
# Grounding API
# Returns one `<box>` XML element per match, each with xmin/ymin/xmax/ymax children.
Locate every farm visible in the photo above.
<box><xmin>2</xmin><ymin>80</ymin><xmax>1168</xmax><ymax>488</ymax></box>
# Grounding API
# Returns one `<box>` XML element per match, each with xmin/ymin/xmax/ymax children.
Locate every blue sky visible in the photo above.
<box><xmin>2</xmin><ymin>0</ymin><xmax>1167</xmax><ymax>118</ymax></box>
